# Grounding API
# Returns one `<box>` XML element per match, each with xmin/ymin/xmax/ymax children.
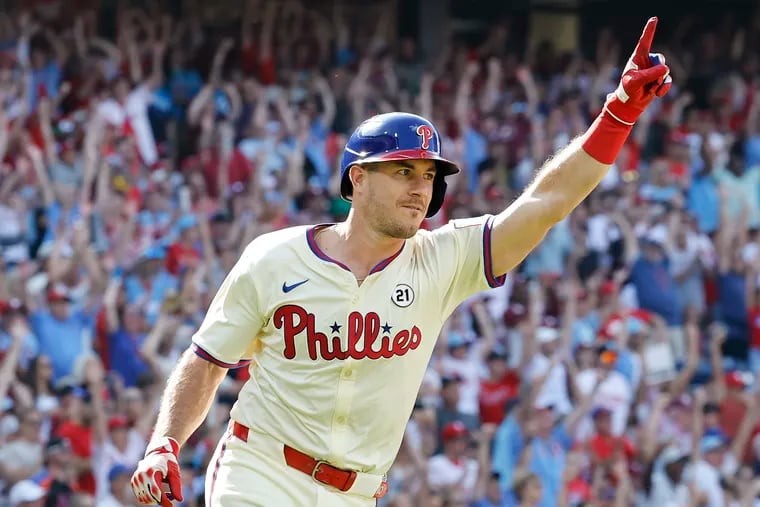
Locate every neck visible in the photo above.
<box><xmin>331</xmin><ymin>211</ymin><xmax>406</xmax><ymax>275</ymax></box>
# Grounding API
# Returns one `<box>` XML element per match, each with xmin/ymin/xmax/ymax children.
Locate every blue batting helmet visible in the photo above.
<box><xmin>340</xmin><ymin>112</ymin><xmax>460</xmax><ymax>217</ymax></box>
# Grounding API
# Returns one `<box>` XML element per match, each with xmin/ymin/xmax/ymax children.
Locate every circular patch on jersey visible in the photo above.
<box><xmin>391</xmin><ymin>284</ymin><xmax>415</xmax><ymax>308</ymax></box>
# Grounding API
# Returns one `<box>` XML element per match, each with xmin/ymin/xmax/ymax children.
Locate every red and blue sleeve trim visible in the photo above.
<box><xmin>483</xmin><ymin>216</ymin><xmax>507</xmax><ymax>288</ymax></box>
<box><xmin>192</xmin><ymin>343</ymin><xmax>251</xmax><ymax>369</ymax></box>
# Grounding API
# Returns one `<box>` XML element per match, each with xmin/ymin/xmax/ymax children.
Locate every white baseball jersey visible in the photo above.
<box><xmin>191</xmin><ymin>214</ymin><xmax>505</xmax><ymax>475</ymax></box>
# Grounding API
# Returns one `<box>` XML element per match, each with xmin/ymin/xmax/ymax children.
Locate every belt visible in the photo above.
<box><xmin>231</xmin><ymin>421</ymin><xmax>388</xmax><ymax>499</ymax></box>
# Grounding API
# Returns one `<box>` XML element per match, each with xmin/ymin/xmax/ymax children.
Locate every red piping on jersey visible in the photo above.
<box><xmin>207</xmin><ymin>432</ymin><xmax>230</xmax><ymax>503</ymax></box>
<box><xmin>192</xmin><ymin>343</ymin><xmax>252</xmax><ymax>369</ymax></box>
<box><xmin>483</xmin><ymin>216</ymin><xmax>507</xmax><ymax>288</ymax></box>
<box><xmin>306</xmin><ymin>225</ymin><xmax>405</xmax><ymax>275</ymax></box>
<box><xmin>368</xmin><ymin>243</ymin><xmax>405</xmax><ymax>274</ymax></box>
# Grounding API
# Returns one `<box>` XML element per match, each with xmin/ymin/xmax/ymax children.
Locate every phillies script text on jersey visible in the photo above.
<box><xmin>273</xmin><ymin>305</ymin><xmax>422</xmax><ymax>361</ymax></box>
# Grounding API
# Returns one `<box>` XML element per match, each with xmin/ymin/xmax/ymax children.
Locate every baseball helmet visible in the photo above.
<box><xmin>340</xmin><ymin>112</ymin><xmax>460</xmax><ymax>217</ymax></box>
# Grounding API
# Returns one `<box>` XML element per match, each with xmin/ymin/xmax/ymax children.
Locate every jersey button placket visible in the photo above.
<box><xmin>350</xmin><ymin>284</ymin><xmax>362</xmax><ymax>305</ymax></box>
<box><xmin>331</xmin><ymin>360</ymin><xmax>357</xmax><ymax>459</ymax></box>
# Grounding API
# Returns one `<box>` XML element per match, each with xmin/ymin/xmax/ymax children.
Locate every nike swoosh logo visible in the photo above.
<box><xmin>282</xmin><ymin>279</ymin><xmax>309</xmax><ymax>293</ymax></box>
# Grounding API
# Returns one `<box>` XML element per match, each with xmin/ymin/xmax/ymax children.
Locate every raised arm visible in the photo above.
<box><xmin>638</xmin><ymin>391</ymin><xmax>672</xmax><ymax>463</ymax></box>
<box><xmin>418</xmin><ymin>72</ymin><xmax>434</xmax><ymax>120</ymax></box>
<box><xmin>454</xmin><ymin>61</ymin><xmax>478</xmax><ymax>134</ymax></box>
<box><xmin>691</xmin><ymin>387</ymin><xmax>707</xmax><ymax>461</ymax></box>
<box><xmin>0</xmin><ymin>320</ymin><xmax>25</xmax><ymax>405</ymax></box>
<box><xmin>518</xmin><ymin>281</ymin><xmax>544</xmax><ymax>374</ymax></box>
<box><xmin>258</xmin><ymin>1</ymin><xmax>277</xmax><ymax>65</ymax></box>
<box><xmin>37</xmin><ymin>97</ymin><xmax>59</xmax><ymax>167</ymax></box>
<box><xmin>313</xmin><ymin>74</ymin><xmax>336</xmax><ymax>129</ymax></box>
<box><xmin>478</xmin><ymin>58</ymin><xmax>502</xmax><ymax>114</ymax></box>
<box><xmin>71</xmin><ymin>211</ymin><xmax>107</xmax><ymax>292</ymax></box>
<box><xmin>489</xmin><ymin>18</ymin><xmax>671</xmax><ymax>276</ymax></box>
<box><xmin>188</xmin><ymin>84</ymin><xmax>214</xmax><ymax>127</ymax></box>
<box><xmin>729</xmin><ymin>392</ymin><xmax>758</xmax><ymax>461</ymax></box>
<box><xmin>708</xmin><ymin>322</ymin><xmax>728</xmax><ymax>401</ymax></box>
<box><xmin>609</xmin><ymin>209</ymin><xmax>640</xmax><ymax>267</ymax></box>
<box><xmin>87</xmin><ymin>358</ymin><xmax>109</xmax><ymax>445</ymax></box>
<box><xmin>26</xmin><ymin>142</ymin><xmax>55</xmax><ymax>207</ymax></box>
<box><xmin>666</xmin><ymin>322</ymin><xmax>700</xmax><ymax>398</ymax></box>
<box><xmin>209</xmin><ymin>37</ymin><xmax>235</xmax><ymax>87</ymax></box>
<box><xmin>471</xmin><ymin>424</ymin><xmax>498</xmax><ymax>501</ymax></box>
<box><xmin>565</xmin><ymin>371</ymin><xmax>605</xmax><ymax>436</ymax></box>
<box><xmin>143</xmin><ymin>17</ymin><xmax>169</xmax><ymax>91</ymax></box>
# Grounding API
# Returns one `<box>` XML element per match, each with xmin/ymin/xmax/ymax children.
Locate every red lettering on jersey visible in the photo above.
<box><xmin>364</xmin><ymin>312</ymin><xmax>382</xmax><ymax>357</ymax></box>
<box><xmin>273</xmin><ymin>305</ymin><xmax>423</xmax><ymax>361</ymax></box>
<box><xmin>392</xmin><ymin>330</ymin><xmax>411</xmax><ymax>354</ymax></box>
<box><xmin>305</xmin><ymin>313</ymin><xmax>328</xmax><ymax>360</ymax></box>
<box><xmin>324</xmin><ymin>335</ymin><xmax>349</xmax><ymax>361</ymax></box>
<box><xmin>416</xmin><ymin>125</ymin><xmax>434</xmax><ymax>150</ymax></box>
<box><xmin>275</xmin><ymin>304</ymin><xmax>307</xmax><ymax>359</ymax></box>
<box><xmin>347</xmin><ymin>311</ymin><xmax>364</xmax><ymax>358</ymax></box>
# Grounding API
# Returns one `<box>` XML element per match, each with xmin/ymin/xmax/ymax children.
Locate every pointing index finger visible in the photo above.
<box><xmin>634</xmin><ymin>17</ymin><xmax>658</xmax><ymax>64</ymax></box>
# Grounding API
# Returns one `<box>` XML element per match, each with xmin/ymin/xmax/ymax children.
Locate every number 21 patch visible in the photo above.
<box><xmin>391</xmin><ymin>284</ymin><xmax>415</xmax><ymax>308</ymax></box>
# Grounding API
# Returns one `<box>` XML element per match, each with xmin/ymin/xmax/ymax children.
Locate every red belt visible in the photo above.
<box><xmin>231</xmin><ymin>421</ymin><xmax>387</xmax><ymax>498</ymax></box>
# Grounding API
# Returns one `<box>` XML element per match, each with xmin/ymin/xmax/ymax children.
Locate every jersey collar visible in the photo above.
<box><xmin>305</xmin><ymin>224</ymin><xmax>405</xmax><ymax>275</ymax></box>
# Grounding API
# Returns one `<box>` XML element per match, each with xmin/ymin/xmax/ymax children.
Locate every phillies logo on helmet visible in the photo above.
<box><xmin>416</xmin><ymin>125</ymin><xmax>435</xmax><ymax>150</ymax></box>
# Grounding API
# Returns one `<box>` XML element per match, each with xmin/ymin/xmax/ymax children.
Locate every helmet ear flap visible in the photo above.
<box><xmin>426</xmin><ymin>175</ymin><xmax>447</xmax><ymax>218</ymax></box>
<box><xmin>340</xmin><ymin>171</ymin><xmax>353</xmax><ymax>201</ymax></box>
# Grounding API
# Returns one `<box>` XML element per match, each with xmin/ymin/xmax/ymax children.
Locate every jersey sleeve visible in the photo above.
<box><xmin>423</xmin><ymin>214</ymin><xmax>506</xmax><ymax>317</ymax></box>
<box><xmin>191</xmin><ymin>243</ymin><xmax>266</xmax><ymax>368</ymax></box>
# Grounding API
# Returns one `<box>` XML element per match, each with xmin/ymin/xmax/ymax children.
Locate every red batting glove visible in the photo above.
<box><xmin>583</xmin><ymin>17</ymin><xmax>672</xmax><ymax>164</ymax></box>
<box><xmin>131</xmin><ymin>437</ymin><xmax>184</xmax><ymax>507</ymax></box>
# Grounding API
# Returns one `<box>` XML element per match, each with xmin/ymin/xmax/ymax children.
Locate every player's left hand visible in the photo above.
<box><xmin>604</xmin><ymin>16</ymin><xmax>672</xmax><ymax>125</ymax></box>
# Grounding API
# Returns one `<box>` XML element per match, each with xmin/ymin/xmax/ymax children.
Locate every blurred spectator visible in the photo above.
<box><xmin>8</xmin><ymin>479</ymin><xmax>45</xmax><ymax>507</ymax></box>
<box><xmin>98</xmin><ymin>464</ymin><xmax>134</xmax><ymax>507</ymax></box>
<box><xmin>427</xmin><ymin>421</ymin><xmax>480</xmax><ymax>502</ymax></box>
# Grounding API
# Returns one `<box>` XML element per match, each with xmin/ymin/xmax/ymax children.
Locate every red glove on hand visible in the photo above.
<box><xmin>583</xmin><ymin>17</ymin><xmax>672</xmax><ymax>164</ymax></box>
<box><xmin>131</xmin><ymin>437</ymin><xmax>184</xmax><ymax>507</ymax></box>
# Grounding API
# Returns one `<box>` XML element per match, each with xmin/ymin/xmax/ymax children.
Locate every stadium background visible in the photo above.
<box><xmin>1</xmin><ymin>0</ymin><xmax>760</xmax><ymax>506</ymax></box>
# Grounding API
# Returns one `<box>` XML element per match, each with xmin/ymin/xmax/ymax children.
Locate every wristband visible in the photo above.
<box><xmin>146</xmin><ymin>436</ymin><xmax>180</xmax><ymax>458</ymax></box>
<box><xmin>581</xmin><ymin>108</ymin><xmax>634</xmax><ymax>165</ymax></box>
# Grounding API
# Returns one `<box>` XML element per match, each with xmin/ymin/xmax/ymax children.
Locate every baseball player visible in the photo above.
<box><xmin>131</xmin><ymin>17</ymin><xmax>671</xmax><ymax>507</ymax></box>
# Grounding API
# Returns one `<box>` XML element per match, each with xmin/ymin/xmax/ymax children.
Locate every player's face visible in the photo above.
<box><xmin>353</xmin><ymin>160</ymin><xmax>436</xmax><ymax>239</ymax></box>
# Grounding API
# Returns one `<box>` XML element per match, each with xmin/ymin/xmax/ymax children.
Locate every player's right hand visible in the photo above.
<box><xmin>131</xmin><ymin>437</ymin><xmax>184</xmax><ymax>507</ymax></box>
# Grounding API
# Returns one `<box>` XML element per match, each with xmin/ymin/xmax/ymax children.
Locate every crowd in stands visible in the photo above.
<box><xmin>2</xmin><ymin>1</ymin><xmax>760</xmax><ymax>506</ymax></box>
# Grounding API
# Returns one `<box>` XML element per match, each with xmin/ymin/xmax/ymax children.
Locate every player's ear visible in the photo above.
<box><xmin>349</xmin><ymin>164</ymin><xmax>369</xmax><ymax>196</ymax></box>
